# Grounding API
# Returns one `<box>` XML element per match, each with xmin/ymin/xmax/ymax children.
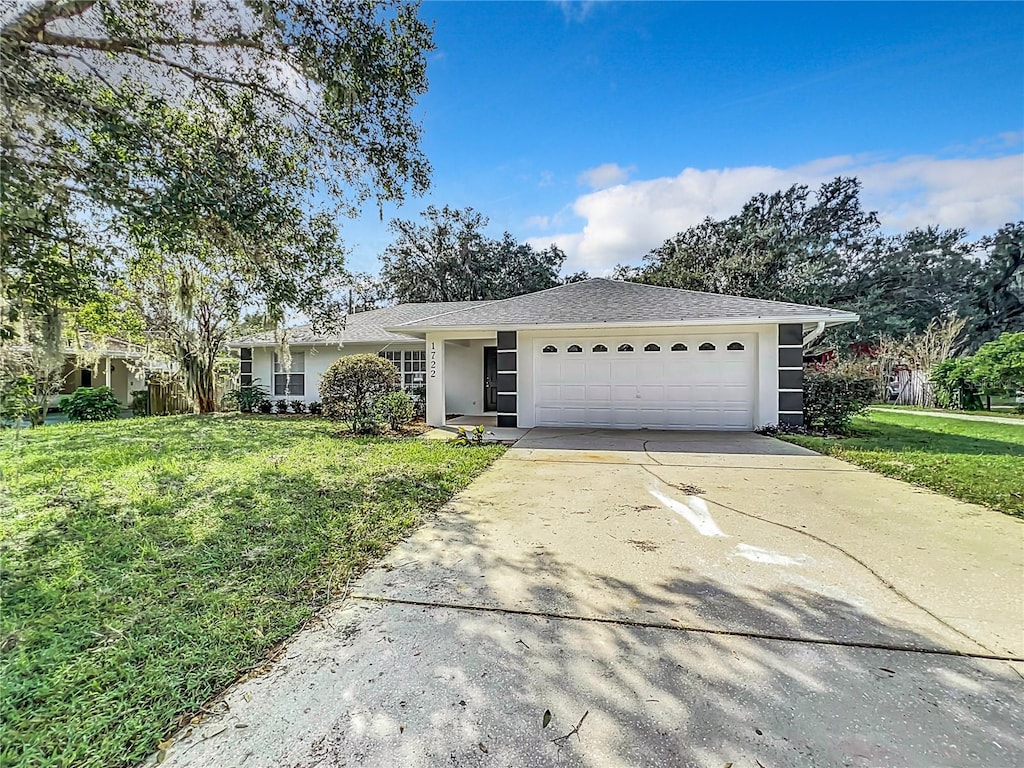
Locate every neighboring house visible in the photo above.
<box><xmin>53</xmin><ymin>336</ymin><xmax>150</xmax><ymax>409</ymax></box>
<box><xmin>228</xmin><ymin>278</ymin><xmax>859</xmax><ymax>431</ymax></box>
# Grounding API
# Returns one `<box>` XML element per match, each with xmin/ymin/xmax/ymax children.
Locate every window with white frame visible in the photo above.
<box><xmin>273</xmin><ymin>352</ymin><xmax>305</xmax><ymax>396</ymax></box>
<box><xmin>379</xmin><ymin>350</ymin><xmax>427</xmax><ymax>389</ymax></box>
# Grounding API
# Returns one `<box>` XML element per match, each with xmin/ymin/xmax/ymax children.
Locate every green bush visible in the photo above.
<box><xmin>129</xmin><ymin>389</ymin><xmax>150</xmax><ymax>416</ymax></box>
<box><xmin>319</xmin><ymin>353</ymin><xmax>398</xmax><ymax>433</ymax></box>
<box><xmin>222</xmin><ymin>381</ymin><xmax>270</xmax><ymax>413</ymax></box>
<box><xmin>308</xmin><ymin>401</ymin><xmax>323</xmax><ymax>415</ymax></box>
<box><xmin>931</xmin><ymin>359</ymin><xmax>983</xmax><ymax>410</ymax></box>
<box><xmin>803</xmin><ymin>363</ymin><xmax>877</xmax><ymax>434</ymax></box>
<box><xmin>59</xmin><ymin>387</ymin><xmax>121</xmax><ymax>422</ymax></box>
<box><xmin>932</xmin><ymin>333</ymin><xmax>1024</xmax><ymax>410</ymax></box>
<box><xmin>274</xmin><ymin>399</ymin><xmax>289</xmax><ymax>414</ymax></box>
<box><xmin>290</xmin><ymin>399</ymin><xmax>306</xmax><ymax>414</ymax></box>
<box><xmin>1</xmin><ymin>374</ymin><xmax>44</xmax><ymax>427</ymax></box>
<box><xmin>376</xmin><ymin>389</ymin><xmax>415</xmax><ymax>431</ymax></box>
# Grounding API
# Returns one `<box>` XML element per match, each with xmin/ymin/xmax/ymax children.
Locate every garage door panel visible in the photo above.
<box><xmin>638</xmin><ymin>385</ymin><xmax>665</xmax><ymax>400</ymax></box>
<box><xmin>562</xmin><ymin>361</ymin><xmax>587</xmax><ymax>378</ymax></box>
<box><xmin>561</xmin><ymin>385</ymin><xmax>586</xmax><ymax>401</ymax></box>
<box><xmin>537</xmin><ymin>384</ymin><xmax>561</xmax><ymax>401</ymax></box>
<box><xmin>533</xmin><ymin>334</ymin><xmax>755</xmax><ymax>430</ymax></box>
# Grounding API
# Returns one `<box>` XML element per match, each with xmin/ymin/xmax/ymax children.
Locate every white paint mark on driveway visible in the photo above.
<box><xmin>731</xmin><ymin>543</ymin><xmax>808</xmax><ymax>566</ymax></box>
<box><xmin>649</xmin><ymin>487</ymin><xmax>727</xmax><ymax>537</ymax></box>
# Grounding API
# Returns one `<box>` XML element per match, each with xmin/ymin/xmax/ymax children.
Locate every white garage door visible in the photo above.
<box><xmin>533</xmin><ymin>334</ymin><xmax>756</xmax><ymax>430</ymax></box>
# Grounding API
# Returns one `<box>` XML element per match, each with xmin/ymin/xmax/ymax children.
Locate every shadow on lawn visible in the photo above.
<box><xmin>832</xmin><ymin>420</ymin><xmax>1024</xmax><ymax>457</ymax></box>
<box><xmin>1</xmin><ymin>423</ymin><xmax>496</xmax><ymax>768</ymax></box>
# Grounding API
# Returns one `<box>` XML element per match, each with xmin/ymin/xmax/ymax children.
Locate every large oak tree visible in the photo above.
<box><xmin>1</xmin><ymin>0</ymin><xmax>433</xmax><ymax>342</ymax></box>
<box><xmin>379</xmin><ymin>205</ymin><xmax>566</xmax><ymax>303</ymax></box>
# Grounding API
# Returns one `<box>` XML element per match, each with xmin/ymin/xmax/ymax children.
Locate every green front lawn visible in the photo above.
<box><xmin>871</xmin><ymin>404</ymin><xmax>1024</xmax><ymax>420</ymax></box>
<box><xmin>781</xmin><ymin>410</ymin><xmax>1024</xmax><ymax>517</ymax></box>
<box><xmin>0</xmin><ymin>416</ymin><xmax>503</xmax><ymax>768</ymax></box>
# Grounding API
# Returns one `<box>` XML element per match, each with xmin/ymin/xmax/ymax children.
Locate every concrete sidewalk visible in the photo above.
<box><xmin>156</xmin><ymin>429</ymin><xmax>1024</xmax><ymax>768</ymax></box>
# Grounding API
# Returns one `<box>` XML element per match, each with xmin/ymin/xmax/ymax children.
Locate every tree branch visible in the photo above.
<box><xmin>5</xmin><ymin>29</ymin><xmax>264</xmax><ymax>54</ymax></box>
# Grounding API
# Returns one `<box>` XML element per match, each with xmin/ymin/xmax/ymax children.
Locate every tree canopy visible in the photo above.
<box><xmin>1</xmin><ymin>0</ymin><xmax>433</xmax><ymax>339</ymax></box>
<box><xmin>379</xmin><ymin>205</ymin><xmax>566</xmax><ymax>303</ymax></box>
<box><xmin>635</xmin><ymin>177</ymin><xmax>1023</xmax><ymax>350</ymax></box>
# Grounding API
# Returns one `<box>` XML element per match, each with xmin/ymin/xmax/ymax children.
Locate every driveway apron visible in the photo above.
<box><xmin>159</xmin><ymin>429</ymin><xmax>1024</xmax><ymax>768</ymax></box>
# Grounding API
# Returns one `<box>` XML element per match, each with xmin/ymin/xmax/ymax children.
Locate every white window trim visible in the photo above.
<box><xmin>272</xmin><ymin>352</ymin><xmax>305</xmax><ymax>396</ymax></box>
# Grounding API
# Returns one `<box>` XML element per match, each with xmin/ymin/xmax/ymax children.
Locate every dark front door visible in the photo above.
<box><xmin>483</xmin><ymin>346</ymin><xmax>498</xmax><ymax>411</ymax></box>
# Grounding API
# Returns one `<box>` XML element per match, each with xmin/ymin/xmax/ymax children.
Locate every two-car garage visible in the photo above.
<box><xmin>530</xmin><ymin>332</ymin><xmax>757</xmax><ymax>430</ymax></box>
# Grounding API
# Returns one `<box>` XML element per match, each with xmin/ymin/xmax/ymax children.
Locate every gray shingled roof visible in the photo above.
<box><xmin>392</xmin><ymin>279</ymin><xmax>859</xmax><ymax>330</ymax></box>
<box><xmin>228</xmin><ymin>301</ymin><xmax>492</xmax><ymax>347</ymax></box>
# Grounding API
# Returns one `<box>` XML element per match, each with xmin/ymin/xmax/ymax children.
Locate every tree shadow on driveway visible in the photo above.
<box><xmin>164</xmin><ymin>500</ymin><xmax>1024</xmax><ymax>768</ymax></box>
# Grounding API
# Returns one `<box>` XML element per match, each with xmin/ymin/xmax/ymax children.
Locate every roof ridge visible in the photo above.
<box><xmin>600</xmin><ymin>278</ymin><xmax>836</xmax><ymax>312</ymax></box>
<box><xmin>392</xmin><ymin>279</ymin><xmax>605</xmax><ymax>327</ymax></box>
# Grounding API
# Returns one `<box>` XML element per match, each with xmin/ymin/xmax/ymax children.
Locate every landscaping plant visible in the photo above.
<box><xmin>290</xmin><ymin>400</ymin><xmax>307</xmax><ymax>414</ymax></box>
<box><xmin>802</xmin><ymin>361</ymin><xmax>877</xmax><ymax>434</ymax></box>
<box><xmin>308</xmin><ymin>401</ymin><xmax>323</xmax><ymax>416</ymax></box>
<box><xmin>274</xmin><ymin>399</ymin><xmax>290</xmax><ymax>414</ymax></box>
<box><xmin>0</xmin><ymin>374</ymin><xmax>44</xmax><ymax>427</ymax></box>
<box><xmin>931</xmin><ymin>332</ymin><xmax>1024</xmax><ymax>411</ymax></box>
<box><xmin>451</xmin><ymin>424</ymin><xmax>488</xmax><ymax>445</ymax></box>
<box><xmin>129</xmin><ymin>389</ymin><xmax>150</xmax><ymax>417</ymax></box>
<box><xmin>376</xmin><ymin>390</ymin><xmax>415</xmax><ymax>431</ymax></box>
<box><xmin>59</xmin><ymin>386</ymin><xmax>121</xmax><ymax>422</ymax></box>
<box><xmin>222</xmin><ymin>381</ymin><xmax>270</xmax><ymax>414</ymax></box>
<box><xmin>319</xmin><ymin>354</ymin><xmax>398</xmax><ymax>433</ymax></box>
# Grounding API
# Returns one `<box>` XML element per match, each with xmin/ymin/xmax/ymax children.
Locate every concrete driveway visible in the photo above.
<box><xmin>161</xmin><ymin>429</ymin><xmax>1024</xmax><ymax>768</ymax></box>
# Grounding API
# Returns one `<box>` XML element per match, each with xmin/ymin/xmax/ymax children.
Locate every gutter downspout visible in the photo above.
<box><xmin>802</xmin><ymin>321</ymin><xmax>827</xmax><ymax>349</ymax></box>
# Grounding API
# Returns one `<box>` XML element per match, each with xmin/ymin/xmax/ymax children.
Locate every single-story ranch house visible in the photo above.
<box><xmin>229</xmin><ymin>279</ymin><xmax>858</xmax><ymax>431</ymax></box>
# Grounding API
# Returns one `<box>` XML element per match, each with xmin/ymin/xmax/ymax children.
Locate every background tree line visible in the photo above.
<box><xmin>621</xmin><ymin>177</ymin><xmax>1022</xmax><ymax>352</ymax></box>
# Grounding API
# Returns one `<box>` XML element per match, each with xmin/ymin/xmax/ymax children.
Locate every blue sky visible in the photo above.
<box><xmin>343</xmin><ymin>0</ymin><xmax>1024</xmax><ymax>275</ymax></box>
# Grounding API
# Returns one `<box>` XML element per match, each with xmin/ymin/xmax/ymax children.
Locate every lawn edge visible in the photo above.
<box><xmin>151</xmin><ymin>442</ymin><xmax>507</xmax><ymax>762</ymax></box>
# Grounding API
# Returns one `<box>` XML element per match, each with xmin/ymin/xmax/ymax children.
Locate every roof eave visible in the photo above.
<box><xmin>224</xmin><ymin>336</ymin><xmax>423</xmax><ymax>349</ymax></box>
<box><xmin>388</xmin><ymin>313</ymin><xmax>860</xmax><ymax>334</ymax></box>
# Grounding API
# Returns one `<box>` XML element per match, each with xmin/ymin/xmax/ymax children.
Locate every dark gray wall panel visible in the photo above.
<box><xmin>778</xmin><ymin>324</ymin><xmax>803</xmax><ymax>346</ymax></box>
<box><xmin>778</xmin><ymin>347</ymin><xmax>803</xmax><ymax>368</ymax></box>
<box><xmin>497</xmin><ymin>331</ymin><xmax>517</xmax><ymax>350</ymax></box>
<box><xmin>778</xmin><ymin>369</ymin><xmax>803</xmax><ymax>390</ymax></box>
<box><xmin>779</xmin><ymin>391</ymin><xmax>803</xmax><ymax>413</ymax></box>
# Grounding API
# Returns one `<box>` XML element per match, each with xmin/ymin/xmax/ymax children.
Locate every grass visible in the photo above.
<box><xmin>870</xmin><ymin>403</ymin><xmax>1024</xmax><ymax>420</ymax></box>
<box><xmin>0</xmin><ymin>415</ymin><xmax>503</xmax><ymax>768</ymax></box>
<box><xmin>781</xmin><ymin>410</ymin><xmax>1024</xmax><ymax>517</ymax></box>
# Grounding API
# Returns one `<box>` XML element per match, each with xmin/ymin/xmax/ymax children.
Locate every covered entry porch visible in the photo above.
<box><xmin>424</xmin><ymin>331</ymin><xmax>511</xmax><ymax>428</ymax></box>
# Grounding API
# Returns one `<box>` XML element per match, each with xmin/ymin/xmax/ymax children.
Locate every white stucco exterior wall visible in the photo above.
<box><xmin>425</xmin><ymin>334</ymin><xmax>445</xmax><ymax>426</ymax></box>
<box><xmin>249</xmin><ymin>342</ymin><xmax>422</xmax><ymax>403</ymax></box>
<box><xmin>756</xmin><ymin>324</ymin><xmax>780</xmax><ymax>427</ymax></box>
<box><xmin>246</xmin><ymin>323</ymin><xmax>783</xmax><ymax>428</ymax></box>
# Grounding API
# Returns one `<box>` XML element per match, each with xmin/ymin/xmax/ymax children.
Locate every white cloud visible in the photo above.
<box><xmin>554</xmin><ymin>1</ymin><xmax>597</xmax><ymax>23</ymax></box>
<box><xmin>529</xmin><ymin>153</ymin><xmax>1024</xmax><ymax>273</ymax></box>
<box><xmin>577</xmin><ymin>162</ymin><xmax>635</xmax><ymax>190</ymax></box>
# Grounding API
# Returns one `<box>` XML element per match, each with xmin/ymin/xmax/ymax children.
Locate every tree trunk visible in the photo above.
<box><xmin>178</xmin><ymin>344</ymin><xmax>218</xmax><ymax>413</ymax></box>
